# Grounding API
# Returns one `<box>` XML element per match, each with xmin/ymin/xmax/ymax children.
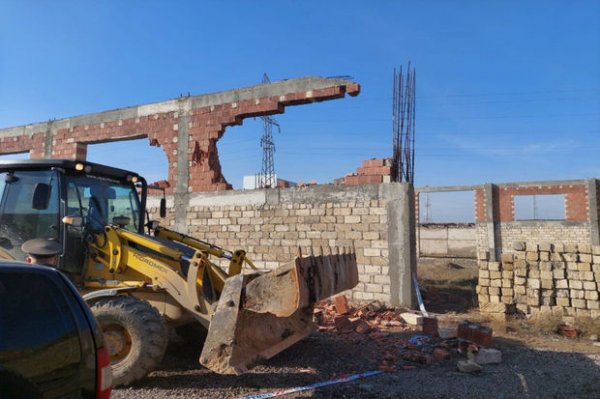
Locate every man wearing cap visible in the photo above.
<box><xmin>21</xmin><ymin>238</ymin><xmax>62</xmax><ymax>267</ymax></box>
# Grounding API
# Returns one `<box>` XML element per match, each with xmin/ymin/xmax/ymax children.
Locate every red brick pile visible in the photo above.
<box><xmin>343</xmin><ymin>158</ymin><xmax>392</xmax><ymax>185</ymax></box>
<box><xmin>313</xmin><ymin>295</ymin><xmax>496</xmax><ymax>373</ymax></box>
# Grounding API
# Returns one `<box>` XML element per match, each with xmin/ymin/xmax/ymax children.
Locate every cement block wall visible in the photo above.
<box><xmin>418</xmin><ymin>224</ymin><xmax>476</xmax><ymax>258</ymax></box>
<box><xmin>147</xmin><ymin>183</ymin><xmax>417</xmax><ymax>307</ymax></box>
<box><xmin>477</xmin><ymin>243</ymin><xmax>600</xmax><ymax>319</ymax></box>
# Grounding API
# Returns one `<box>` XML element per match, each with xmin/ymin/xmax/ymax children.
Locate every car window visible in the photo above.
<box><xmin>0</xmin><ymin>269</ymin><xmax>81</xmax><ymax>379</ymax></box>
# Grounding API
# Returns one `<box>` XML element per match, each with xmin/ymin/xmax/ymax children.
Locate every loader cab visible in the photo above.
<box><xmin>0</xmin><ymin>160</ymin><xmax>147</xmax><ymax>276</ymax></box>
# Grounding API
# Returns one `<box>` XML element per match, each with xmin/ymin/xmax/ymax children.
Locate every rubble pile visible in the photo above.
<box><xmin>313</xmin><ymin>295</ymin><xmax>503</xmax><ymax>373</ymax></box>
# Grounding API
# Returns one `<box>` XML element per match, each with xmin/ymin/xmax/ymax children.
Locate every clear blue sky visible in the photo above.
<box><xmin>1</xmin><ymin>1</ymin><xmax>599</xmax><ymax>220</ymax></box>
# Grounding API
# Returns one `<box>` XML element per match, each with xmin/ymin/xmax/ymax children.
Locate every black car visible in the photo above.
<box><xmin>0</xmin><ymin>261</ymin><xmax>112</xmax><ymax>399</ymax></box>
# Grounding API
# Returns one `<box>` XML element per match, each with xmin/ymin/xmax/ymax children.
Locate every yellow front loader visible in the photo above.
<box><xmin>0</xmin><ymin>160</ymin><xmax>358</xmax><ymax>386</ymax></box>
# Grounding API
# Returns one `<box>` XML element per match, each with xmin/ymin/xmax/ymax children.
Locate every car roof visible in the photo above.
<box><xmin>0</xmin><ymin>260</ymin><xmax>62</xmax><ymax>275</ymax></box>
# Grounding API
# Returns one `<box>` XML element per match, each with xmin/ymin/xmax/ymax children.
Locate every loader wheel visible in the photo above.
<box><xmin>91</xmin><ymin>296</ymin><xmax>168</xmax><ymax>387</ymax></box>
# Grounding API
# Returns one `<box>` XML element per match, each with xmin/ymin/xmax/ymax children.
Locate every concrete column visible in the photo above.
<box><xmin>588</xmin><ymin>178</ymin><xmax>600</xmax><ymax>245</ymax></box>
<box><xmin>173</xmin><ymin>100</ymin><xmax>191</xmax><ymax>234</ymax></box>
<box><xmin>484</xmin><ymin>183</ymin><xmax>497</xmax><ymax>261</ymax></box>
<box><xmin>383</xmin><ymin>183</ymin><xmax>417</xmax><ymax>308</ymax></box>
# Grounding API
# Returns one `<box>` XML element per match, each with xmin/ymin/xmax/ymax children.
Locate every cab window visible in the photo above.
<box><xmin>0</xmin><ymin>171</ymin><xmax>60</xmax><ymax>260</ymax></box>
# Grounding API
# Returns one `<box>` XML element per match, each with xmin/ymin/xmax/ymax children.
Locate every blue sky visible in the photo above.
<box><xmin>1</xmin><ymin>1</ymin><xmax>599</xmax><ymax>221</ymax></box>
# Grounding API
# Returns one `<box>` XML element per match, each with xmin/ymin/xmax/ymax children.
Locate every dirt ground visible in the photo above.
<box><xmin>112</xmin><ymin>258</ymin><xmax>600</xmax><ymax>399</ymax></box>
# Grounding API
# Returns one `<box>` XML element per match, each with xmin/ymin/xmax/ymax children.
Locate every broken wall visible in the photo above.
<box><xmin>0</xmin><ymin>77</ymin><xmax>360</xmax><ymax>194</ymax></box>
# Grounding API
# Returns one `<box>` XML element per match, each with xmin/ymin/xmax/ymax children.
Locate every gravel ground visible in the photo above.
<box><xmin>112</xmin><ymin>328</ymin><xmax>600</xmax><ymax>399</ymax></box>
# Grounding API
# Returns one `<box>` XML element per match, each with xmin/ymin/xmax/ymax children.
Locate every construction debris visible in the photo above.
<box><xmin>474</xmin><ymin>348</ymin><xmax>503</xmax><ymax>365</ymax></box>
<box><xmin>401</xmin><ymin>312</ymin><xmax>423</xmax><ymax>326</ymax></box>
<box><xmin>457</xmin><ymin>359</ymin><xmax>483</xmax><ymax>374</ymax></box>
<box><xmin>314</xmin><ymin>298</ymin><xmax>502</xmax><ymax>374</ymax></box>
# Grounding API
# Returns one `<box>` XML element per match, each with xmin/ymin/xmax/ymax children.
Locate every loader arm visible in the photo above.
<box><xmin>85</xmin><ymin>224</ymin><xmax>359</xmax><ymax>375</ymax></box>
<box><xmin>85</xmin><ymin>225</ymin><xmax>217</xmax><ymax>327</ymax></box>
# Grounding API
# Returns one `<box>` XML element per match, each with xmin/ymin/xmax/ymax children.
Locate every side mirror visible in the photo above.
<box><xmin>159</xmin><ymin>198</ymin><xmax>166</xmax><ymax>218</ymax></box>
<box><xmin>32</xmin><ymin>183</ymin><xmax>51</xmax><ymax>210</ymax></box>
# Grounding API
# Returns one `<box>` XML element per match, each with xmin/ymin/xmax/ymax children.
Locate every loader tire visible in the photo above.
<box><xmin>91</xmin><ymin>296</ymin><xmax>168</xmax><ymax>387</ymax></box>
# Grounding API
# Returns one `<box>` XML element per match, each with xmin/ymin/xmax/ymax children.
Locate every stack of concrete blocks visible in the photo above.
<box><xmin>477</xmin><ymin>242</ymin><xmax>600</xmax><ymax>318</ymax></box>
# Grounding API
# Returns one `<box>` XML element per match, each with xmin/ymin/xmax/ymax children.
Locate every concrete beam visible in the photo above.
<box><xmin>0</xmin><ymin>76</ymin><xmax>359</xmax><ymax>136</ymax></box>
<box><xmin>416</xmin><ymin>184</ymin><xmax>482</xmax><ymax>193</ymax></box>
<box><xmin>484</xmin><ymin>183</ymin><xmax>497</xmax><ymax>261</ymax></box>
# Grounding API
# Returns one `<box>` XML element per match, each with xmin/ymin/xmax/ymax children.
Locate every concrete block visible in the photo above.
<box><xmin>401</xmin><ymin>312</ymin><xmax>423</xmax><ymax>326</ymax></box>
<box><xmin>526</xmin><ymin>242</ymin><xmax>539</xmax><ymax>252</ymax></box>
<box><xmin>564</xmin><ymin>253</ymin><xmax>579</xmax><ymax>262</ymax></box>
<box><xmin>583</xmin><ymin>281</ymin><xmax>597</xmax><ymax>291</ymax></box>
<box><xmin>489</xmin><ymin>262</ymin><xmax>500</xmax><ymax>271</ymax></box>
<box><xmin>528</xmin><ymin>279</ymin><xmax>540</xmax><ymax>289</ymax></box>
<box><xmin>585</xmin><ymin>290</ymin><xmax>599</xmax><ymax>301</ymax></box>
<box><xmin>570</xmin><ymin>289</ymin><xmax>585</xmax><ymax>299</ymax></box>
<box><xmin>582</xmin><ymin>271</ymin><xmax>595</xmax><ymax>281</ymax></box>
<box><xmin>539</xmin><ymin>242</ymin><xmax>552</xmax><ymax>252</ymax></box>
<box><xmin>564</xmin><ymin>244</ymin><xmax>578</xmax><ymax>253</ymax></box>
<box><xmin>578</xmin><ymin>262</ymin><xmax>592</xmax><ymax>272</ymax></box>
<box><xmin>514</xmin><ymin>285</ymin><xmax>526</xmax><ymax>294</ymax></box>
<box><xmin>580</xmin><ymin>254</ymin><xmax>593</xmax><ymax>263</ymax></box>
<box><xmin>490</xmin><ymin>271</ymin><xmax>502</xmax><ymax>279</ymax></box>
<box><xmin>553</xmin><ymin>269</ymin><xmax>566</xmax><ymax>279</ymax></box>
<box><xmin>541</xmin><ymin>279</ymin><xmax>554</xmax><ymax>289</ymax></box>
<box><xmin>572</xmin><ymin>299</ymin><xmax>587</xmax><ymax>309</ymax></box>
<box><xmin>587</xmin><ymin>300</ymin><xmax>600</xmax><ymax>310</ymax></box>
<box><xmin>512</xmin><ymin>241</ymin><xmax>526</xmax><ymax>251</ymax></box>
<box><xmin>480</xmin><ymin>302</ymin><xmax>507</xmax><ymax>314</ymax></box>
<box><xmin>579</xmin><ymin>244</ymin><xmax>592</xmax><ymax>254</ymax></box>
<box><xmin>540</xmin><ymin>271</ymin><xmax>553</xmax><ymax>280</ymax></box>
<box><xmin>556</xmin><ymin>297</ymin><xmax>571</xmax><ymax>307</ymax></box>
<box><xmin>501</xmin><ymin>253</ymin><xmax>515</xmax><ymax>263</ymax></box>
<box><xmin>556</xmin><ymin>279</ymin><xmax>569</xmax><ymax>289</ymax></box>
<box><xmin>514</xmin><ymin>276</ymin><xmax>527</xmax><ymax>285</ymax></box>
<box><xmin>474</xmin><ymin>348</ymin><xmax>502</xmax><ymax>365</ymax></box>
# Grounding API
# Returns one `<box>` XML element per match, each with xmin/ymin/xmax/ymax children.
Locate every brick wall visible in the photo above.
<box><xmin>478</xmin><ymin>242</ymin><xmax>600</xmax><ymax>319</ymax></box>
<box><xmin>472</xmin><ymin>179</ymin><xmax>598</xmax><ymax>259</ymax></box>
<box><xmin>0</xmin><ymin>77</ymin><xmax>360</xmax><ymax>193</ymax></box>
<box><xmin>147</xmin><ymin>183</ymin><xmax>416</xmax><ymax>306</ymax></box>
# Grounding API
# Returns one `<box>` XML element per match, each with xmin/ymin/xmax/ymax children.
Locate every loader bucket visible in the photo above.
<box><xmin>200</xmin><ymin>251</ymin><xmax>358</xmax><ymax>374</ymax></box>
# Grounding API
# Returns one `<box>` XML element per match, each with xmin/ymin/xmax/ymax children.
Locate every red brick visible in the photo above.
<box><xmin>422</xmin><ymin>317</ymin><xmax>439</xmax><ymax>336</ymax></box>
<box><xmin>334</xmin><ymin>294</ymin><xmax>350</xmax><ymax>314</ymax></box>
<box><xmin>433</xmin><ymin>348</ymin><xmax>451</xmax><ymax>361</ymax></box>
<box><xmin>334</xmin><ymin>315</ymin><xmax>353</xmax><ymax>333</ymax></box>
